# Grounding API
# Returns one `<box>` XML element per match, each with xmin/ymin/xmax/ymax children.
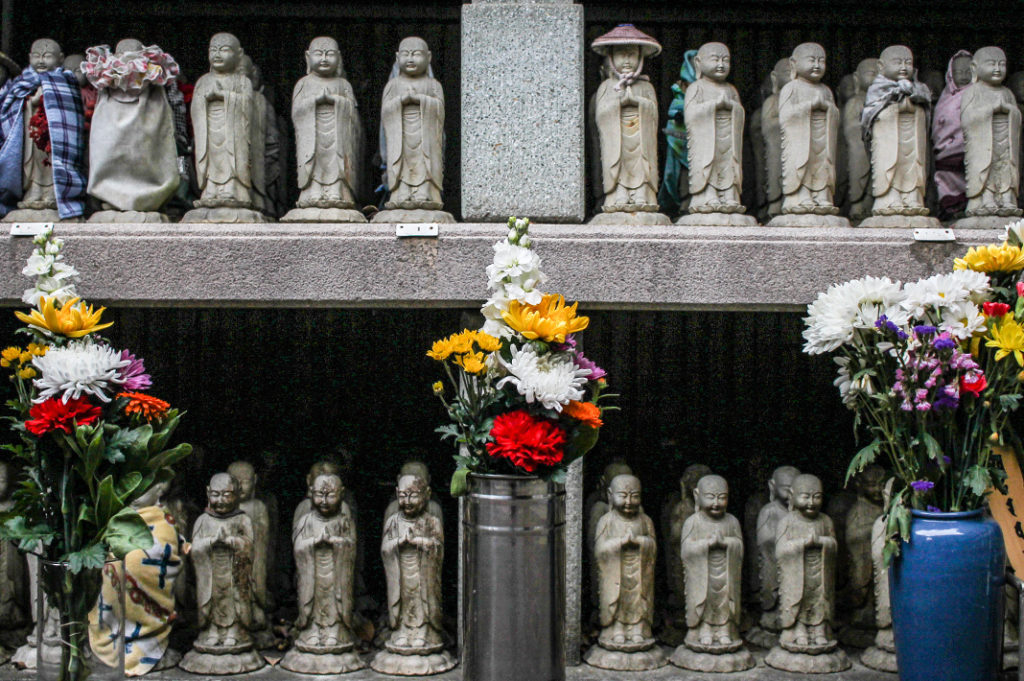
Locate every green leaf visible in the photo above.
<box><xmin>103</xmin><ymin>507</ymin><xmax>154</xmax><ymax>558</ymax></box>
<box><xmin>846</xmin><ymin>439</ymin><xmax>880</xmax><ymax>484</ymax></box>
<box><xmin>963</xmin><ymin>465</ymin><xmax>993</xmax><ymax>498</ymax></box>
<box><xmin>450</xmin><ymin>468</ymin><xmax>469</xmax><ymax>497</ymax></box>
<box><xmin>1000</xmin><ymin>394</ymin><xmax>1022</xmax><ymax>412</ymax></box>
<box><xmin>147</xmin><ymin>411</ymin><xmax>181</xmax><ymax>454</ymax></box>
<box><xmin>0</xmin><ymin>516</ymin><xmax>55</xmax><ymax>552</ymax></box>
<box><xmin>918</xmin><ymin>431</ymin><xmax>943</xmax><ymax>462</ymax></box>
<box><xmin>103</xmin><ymin>427</ymin><xmax>142</xmax><ymax>464</ymax></box>
<box><xmin>566</xmin><ymin>424</ymin><xmax>600</xmax><ymax>459</ymax></box>
<box><xmin>893</xmin><ymin>504</ymin><xmax>911</xmax><ymax>541</ymax></box>
<box><xmin>145</xmin><ymin>443</ymin><xmax>192</xmax><ymax>473</ymax></box>
<box><xmin>883</xmin><ymin>538</ymin><xmax>900</xmax><ymax>566</ymax></box>
<box><xmin>66</xmin><ymin>543</ymin><xmax>106</xmax><ymax>574</ymax></box>
<box><xmin>95</xmin><ymin>475</ymin><xmax>121</xmax><ymax>528</ymax></box>
<box><xmin>114</xmin><ymin>471</ymin><xmax>144</xmax><ymax>502</ymax></box>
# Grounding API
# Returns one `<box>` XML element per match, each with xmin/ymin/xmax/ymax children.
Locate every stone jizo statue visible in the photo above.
<box><xmin>371</xmin><ymin>474</ymin><xmax>455</xmax><ymax>675</ymax></box>
<box><xmin>584</xmin><ymin>474</ymin><xmax>666</xmax><ymax>670</ymax></box>
<box><xmin>281</xmin><ymin>474</ymin><xmax>364</xmax><ymax>674</ymax></box>
<box><xmin>840</xmin><ymin>465</ymin><xmax>885</xmax><ymax>646</ymax></box>
<box><xmin>862</xmin><ymin>478</ymin><xmax>897</xmax><ymax>672</ymax></box>
<box><xmin>384</xmin><ymin>461</ymin><xmax>443</xmax><ymax>527</ymax></box>
<box><xmin>589</xmin><ymin>24</ymin><xmax>671</xmax><ymax>226</ymax></box>
<box><xmin>664</xmin><ymin>463</ymin><xmax>713</xmax><ymax>621</ymax></box>
<box><xmin>226</xmin><ymin>461</ymin><xmax>273</xmax><ymax>649</ymax></box>
<box><xmin>960</xmin><ymin>46</ymin><xmax>1022</xmax><ymax>223</ymax></box>
<box><xmin>933</xmin><ymin>51</ymin><xmax>973</xmax><ymax>220</ymax></box>
<box><xmin>766</xmin><ymin>474</ymin><xmax>850</xmax><ymax>673</ymax></box>
<box><xmin>283</xmin><ymin>37</ymin><xmax>365</xmax><ymax>223</ymax></box>
<box><xmin>238</xmin><ymin>54</ymin><xmax>269</xmax><ymax>217</ymax></box>
<box><xmin>0</xmin><ymin>460</ymin><xmax>28</xmax><ymax>653</ymax></box>
<box><xmin>679</xmin><ymin>42</ymin><xmax>755</xmax><ymax>226</ymax></box>
<box><xmin>670</xmin><ymin>475</ymin><xmax>754</xmax><ymax>672</ymax></box>
<box><xmin>844</xmin><ymin>59</ymin><xmax>878</xmax><ymax>220</ymax></box>
<box><xmin>762</xmin><ymin>58</ymin><xmax>793</xmax><ymax>218</ymax></box>
<box><xmin>586</xmin><ymin>460</ymin><xmax>632</xmax><ymax>613</ymax></box>
<box><xmin>747</xmin><ymin>464</ymin><xmax>799</xmax><ymax>649</ymax></box>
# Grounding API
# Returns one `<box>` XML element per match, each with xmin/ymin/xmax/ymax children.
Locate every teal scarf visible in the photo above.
<box><xmin>658</xmin><ymin>50</ymin><xmax>698</xmax><ymax>215</ymax></box>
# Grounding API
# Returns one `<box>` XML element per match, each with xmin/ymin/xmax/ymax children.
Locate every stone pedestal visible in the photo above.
<box><xmin>461</xmin><ymin>0</ymin><xmax>584</xmax><ymax>222</ymax></box>
<box><xmin>88</xmin><ymin>210</ymin><xmax>170</xmax><ymax>223</ymax></box>
<box><xmin>856</xmin><ymin>215</ymin><xmax>942</xmax><ymax>229</ymax></box>
<box><xmin>954</xmin><ymin>215</ymin><xmax>1023</xmax><ymax>230</ymax></box>
<box><xmin>768</xmin><ymin>214</ymin><xmax>851</xmax><ymax>228</ymax></box>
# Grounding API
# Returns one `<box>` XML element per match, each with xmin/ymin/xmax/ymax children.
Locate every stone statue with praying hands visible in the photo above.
<box><xmin>226</xmin><ymin>461</ymin><xmax>274</xmax><ymax>649</ymax></box>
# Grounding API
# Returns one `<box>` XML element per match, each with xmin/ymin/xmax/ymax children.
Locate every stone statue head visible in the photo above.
<box><xmin>208</xmin><ymin>32</ymin><xmax>244</xmax><ymax>75</ymax></box>
<box><xmin>396</xmin><ymin>36</ymin><xmax>431</xmax><ymax>78</ymax></box>
<box><xmin>694</xmin><ymin>474</ymin><xmax>729</xmax><ymax>520</ymax></box>
<box><xmin>878</xmin><ymin>45</ymin><xmax>914</xmax><ymax>82</ymax></box>
<box><xmin>609</xmin><ymin>474</ymin><xmax>642</xmax><ymax>517</ymax></box>
<box><xmin>1008</xmin><ymin>72</ymin><xmax>1024</xmax><ymax>104</ymax></box>
<box><xmin>307</xmin><ymin>461</ymin><xmax>342</xmax><ymax>491</ymax></box>
<box><xmin>0</xmin><ymin>460</ymin><xmax>10</xmax><ymax>501</ymax></box>
<box><xmin>972</xmin><ymin>47</ymin><xmax>1007</xmax><ymax>86</ymax></box>
<box><xmin>769</xmin><ymin>465</ymin><xmax>800</xmax><ymax>505</ymax></box>
<box><xmin>399</xmin><ymin>460</ymin><xmax>431</xmax><ymax>485</ymax></box>
<box><xmin>599</xmin><ymin>460</ymin><xmax>632</xmax><ymax>500</ymax></box>
<box><xmin>62</xmin><ymin>54</ymin><xmax>87</xmax><ymax>87</ymax></box>
<box><xmin>837</xmin><ymin>74</ymin><xmax>855</xmax><ymax>104</ymax></box>
<box><xmin>790</xmin><ymin>42</ymin><xmax>826</xmax><ymax>84</ymax></box>
<box><xmin>397</xmin><ymin>474</ymin><xmax>430</xmax><ymax>519</ymax></box>
<box><xmin>789</xmin><ymin>473</ymin><xmax>824</xmax><ymax>519</ymax></box>
<box><xmin>240</xmin><ymin>54</ymin><xmax>262</xmax><ymax>90</ymax></box>
<box><xmin>853</xmin><ymin>464</ymin><xmax>886</xmax><ymax>505</ymax></box>
<box><xmin>207</xmin><ymin>472</ymin><xmax>240</xmax><ymax>516</ymax></box>
<box><xmin>951</xmin><ymin>53</ymin><xmax>973</xmax><ymax>88</ymax></box>
<box><xmin>306</xmin><ymin>36</ymin><xmax>342</xmax><ymax>78</ymax></box>
<box><xmin>695</xmin><ymin>42</ymin><xmax>730</xmax><ymax>82</ymax></box>
<box><xmin>610</xmin><ymin>44</ymin><xmax>642</xmax><ymax>76</ymax></box>
<box><xmin>680</xmin><ymin>463</ymin><xmax>713</xmax><ymax>498</ymax></box>
<box><xmin>132</xmin><ymin>480</ymin><xmax>170</xmax><ymax>510</ymax></box>
<box><xmin>226</xmin><ymin>461</ymin><xmax>256</xmax><ymax>502</ymax></box>
<box><xmin>29</xmin><ymin>39</ymin><xmax>63</xmax><ymax>73</ymax></box>
<box><xmin>855</xmin><ymin>58</ymin><xmax>879</xmax><ymax>92</ymax></box>
<box><xmin>115</xmin><ymin>38</ymin><xmax>144</xmax><ymax>56</ymax></box>
<box><xmin>770</xmin><ymin>57</ymin><xmax>792</xmax><ymax>94</ymax></box>
<box><xmin>310</xmin><ymin>473</ymin><xmax>343</xmax><ymax>517</ymax></box>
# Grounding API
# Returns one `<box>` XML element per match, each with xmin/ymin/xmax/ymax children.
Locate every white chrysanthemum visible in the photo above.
<box><xmin>833</xmin><ymin>356</ymin><xmax>875</xmax><ymax>407</ymax></box>
<box><xmin>495</xmin><ymin>345</ymin><xmax>591</xmax><ymax>411</ymax></box>
<box><xmin>32</xmin><ymin>342</ymin><xmax>131</xmax><ymax>403</ymax></box>
<box><xmin>938</xmin><ymin>299</ymin><xmax>987</xmax><ymax>340</ymax></box>
<box><xmin>901</xmin><ymin>271</ymin><xmax>990</xmax><ymax>320</ymax></box>
<box><xmin>802</xmin><ymin>276</ymin><xmax>905</xmax><ymax>355</ymax></box>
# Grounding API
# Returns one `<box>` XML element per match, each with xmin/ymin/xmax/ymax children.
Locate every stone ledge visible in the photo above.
<box><xmin>0</xmin><ymin>223</ymin><xmax>1001</xmax><ymax>310</ymax></box>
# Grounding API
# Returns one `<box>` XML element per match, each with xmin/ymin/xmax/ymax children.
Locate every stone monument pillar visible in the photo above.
<box><xmin>462</xmin><ymin>0</ymin><xmax>584</xmax><ymax>222</ymax></box>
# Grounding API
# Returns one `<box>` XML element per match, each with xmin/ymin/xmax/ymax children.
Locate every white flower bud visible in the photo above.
<box><xmin>520</xmin><ymin>236</ymin><xmax>532</xmax><ymax>248</ymax></box>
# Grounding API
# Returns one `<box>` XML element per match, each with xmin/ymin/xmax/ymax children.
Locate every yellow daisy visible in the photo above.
<box><xmin>14</xmin><ymin>297</ymin><xmax>113</xmax><ymax>339</ymax></box>
<box><xmin>986</xmin><ymin>317</ymin><xmax>1024</xmax><ymax>366</ymax></box>
<box><xmin>502</xmin><ymin>293</ymin><xmax>589</xmax><ymax>344</ymax></box>
<box><xmin>955</xmin><ymin>243</ymin><xmax>1024</xmax><ymax>273</ymax></box>
<box><xmin>0</xmin><ymin>347</ymin><xmax>20</xmax><ymax>368</ymax></box>
<box><xmin>455</xmin><ymin>351</ymin><xmax>488</xmax><ymax>375</ymax></box>
<box><xmin>17</xmin><ymin>366</ymin><xmax>36</xmax><ymax>380</ymax></box>
<box><xmin>475</xmin><ymin>332</ymin><xmax>501</xmax><ymax>353</ymax></box>
<box><xmin>427</xmin><ymin>336</ymin><xmax>455</xmax><ymax>361</ymax></box>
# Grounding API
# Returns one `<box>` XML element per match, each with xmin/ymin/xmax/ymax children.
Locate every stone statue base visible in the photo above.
<box><xmin>153</xmin><ymin>647</ymin><xmax>183</xmax><ymax>671</ymax></box>
<box><xmin>589</xmin><ymin>210</ymin><xmax>673</xmax><ymax>226</ymax></box>
<box><xmin>371</xmin><ymin>208</ymin><xmax>455</xmax><ymax>224</ymax></box>
<box><xmin>252</xmin><ymin>628</ymin><xmax>277</xmax><ymax>650</ymax></box>
<box><xmin>838</xmin><ymin>623</ymin><xmax>877</xmax><ymax>648</ymax></box>
<box><xmin>767</xmin><ymin>214</ymin><xmax>851</xmax><ymax>228</ymax></box>
<box><xmin>861</xmin><ymin>627</ymin><xmax>898</xmax><ymax>672</ymax></box>
<box><xmin>282</xmin><ymin>648</ymin><xmax>366</xmax><ymax>675</ymax></box>
<box><xmin>179</xmin><ymin>647</ymin><xmax>266</xmax><ymax>675</ymax></box>
<box><xmin>181</xmin><ymin>207</ymin><xmax>271</xmax><ymax>224</ymax></box>
<box><xmin>583</xmin><ymin>643</ymin><xmax>668</xmax><ymax>671</ymax></box>
<box><xmin>676</xmin><ymin>213</ymin><xmax>759</xmax><ymax>226</ymax></box>
<box><xmin>765</xmin><ymin>645</ymin><xmax>851</xmax><ymax>673</ymax></box>
<box><xmin>2</xmin><ymin>208</ymin><xmax>77</xmax><ymax>224</ymax></box>
<box><xmin>954</xmin><ymin>215</ymin><xmax>1023</xmax><ymax>230</ymax></box>
<box><xmin>10</xmin><ymin>642</ymin><xmax>34</xmax><ymax>669</ymax></box>
<box><xmin>669</xmin><ymin>645</ymin><xmax>755</xmax><ymax>672</ymax></box>
<box><xmin>1005</xmin><ymin>649</ymin><xmax>1019</xmax><ymax>671</ymax></box>
<box><xmin>369</xmin><ymin>649</ymin><xmax>456</xmax><ymax>676</ymax></box>
<box><xmin>856</xmin><ymin>215</ymin><xmax>942</xmax><ymax>229</ymax></box>
<box><xmin>281</xmin><ymin>207</ymin><xmax>368</xmax><ymax>223</ymax></box>
<box><xmin>88</xmin><ymin>210</ymin><xmax>170</xmax><ymax>223</ymax></box>
<box><xmin>744</xmin><ymin>624</ymin><xmax>779</xmax><ymax>649</ymax></box>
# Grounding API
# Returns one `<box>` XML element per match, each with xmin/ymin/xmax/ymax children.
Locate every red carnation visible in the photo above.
<box><xmin>983</xmin><ymin>302</ymin><xmax>1011</xmax><ymax>317</ymax></box>
<box><xmin>486</xmin><ymin>409</ymin><xmax>567</xmax><ymax>473</ymax></box>
<box><xmin>25</xmin><ymin>396</ymin><xmax>102</xmax><ymax>436</ymax></box>
<box><xmin>960</xmin><ymin>372</ymin><xmax>988</xmax><ymax>398</ymax></box>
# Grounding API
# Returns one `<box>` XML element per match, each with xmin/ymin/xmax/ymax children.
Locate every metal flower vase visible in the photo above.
<box><xmin>38</xmin><ymin>558</ymin><xmax>125</xmax><ymax>681</ymax></box>
<box><xmin>888</xmin><ymin>509</ymin><xmax>1004</xmax><ymax>681</ymax></box>
<box><xmin>463</xmin><ymin>473</ymin><xmax>566</xmax><ymax>681</ymax></box>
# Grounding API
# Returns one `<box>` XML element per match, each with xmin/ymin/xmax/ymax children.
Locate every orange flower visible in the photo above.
<box><xmin>562</xmin><ymin>400</ymin><xmax>603</xmax><ymax>428</ymax></box>
<box><xmin>118</xmin><ymin>391</ymin><xmax>170</xmax><ymax>422</ymax></box>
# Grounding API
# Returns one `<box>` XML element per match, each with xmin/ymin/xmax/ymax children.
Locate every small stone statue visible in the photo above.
<box><xmin>180</xmin><ymin>473</ymin><xmax>265</xmax><ymax>675</ymax></box>
<box><xmin>839</xmin><ymin>465</ymin><xmax>885</xmax><ymax>647</ymax></box>
<box><xmin>749</xmin><ymin>74</ymin><xmax>773</xmax><ymax>221</ymax></box>
<box><xmin>281</xmin><ymin>474</ymin><xmax>364</xmax><ymax>674</ymax></box>
<box><xmin>589</xmin><ymin>24</ymin><xmax>671</xmax><ymax>226</ymax></box>
<box><xmin>371</xmin><ymin>474</ymin><xmax>455</xmax><ymax>675</ymax></box>
<box><xmin>747</xmin><ymin>464</ymin><xmax>799</xmax><ymax>649</ymax></box>
<box><xmin>766</xmin><ymin>474</ymin><xmax>850</xmax><ymax>673</ymax></box>
<box><xmin>0</xmin><ymin>38</ymin><xmax>87</xmax><ymax>222</ymax></box>
<box><xmin>771</xmin><ymin>43</ymin><xmax>847</xmax><ymax>226</ymax></box>
<box><xmin>283</xmin><ymin>37</ymin><xmax>365</xmax><ymax>223</ymax></box>
<box><xmin>959</xmin><ymin>46</ymin><xmax>1022</xmax><ymax>225</ymax></box>
<box><xmin>183</xmin><ymin>33</ymin><xmax>268</xmax><ymax>223</ymax></box>
<box><xmin>862</xmin><ymin>479</ymin><xmax>898</xmax><ymax>672</ymax></box>
<box><xmin>742</xmin><ymin>482</ymin><xmax>769</xmax><ymax>618</ymax></box>
<box><xmin>373</xmin><ymin>36</ymin><xmax>452</xmax><ymax>224</ymax></box>
<box><xmin>860</xmin><ymin>45</ymin><xmax>940</xmax><ymax>228</ymax></box>
<box><xmin>843</xmin><ymin>59</ymin><xmax>879</xmax><ymax>220</ymax></box>
<box><xmin>762</xmin><ymin>58</ymin><xmax>793</xmax><ymax>218</ymax></box>
<box><xmin>584</xmin><ymin>474</ymin><xmax>666</xmax><ymax>670</ymax></box>
<box><xmin>933</xmin><ymin>51</ymin><xmax>973</xmax><ymax>220</ymax></box>
<box><xmin>678</xmin><ymin>42</ymin><xmax>755</xmax><ymax>226</ymax></box>
<box><xmin>226</xmin><ymin>461</ymin><xmax>273</xmax><ymax>649</ymax></box>
<box><xmin>238</xmin><ymin>55</ymin><xmax>269</xmax><ymax>217</ymax></box>
<box><xmin>586</xmin><ymin>460</ymin><xmax>633</xmax><ymax>613</ymax></box>
<box><xmin>384</xmin><ymin>461</ymin><xmax>443</xmax><ymax>526</ymax></box>
<box><xmin>0</xmin><ymin>460</ymin><xmax>29</xmax><ymax>652</ymax></box>
<box><xmin>664</xmin><ymin>463</ymin><xmax>713</xmax><ymax>629</ymax></box>
<box><xmin>670</xmin><ymin>475</ymin><xmax>754</xmax><ymax>672</ymax></box>
<box><xmin>83</xmin><ymin>39</ymin><xmax>181</xmax><ymax>223</ymax></box>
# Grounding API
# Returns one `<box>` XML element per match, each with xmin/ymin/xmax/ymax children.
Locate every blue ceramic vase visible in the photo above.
<box><xmin>888</xmin><ymin>509</ymin><xmax>1005</xmax><ymax>681</ymax></box>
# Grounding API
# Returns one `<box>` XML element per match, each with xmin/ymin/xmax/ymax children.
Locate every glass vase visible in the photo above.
<box><xmin>37</xmin><ymin>558</ymin><xmax>125</xmax><ymax>681</ymax></box>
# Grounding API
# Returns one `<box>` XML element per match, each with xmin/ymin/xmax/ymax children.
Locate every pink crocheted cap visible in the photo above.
<box><xmin>0</xmin><ymin>51</ymin><xmax>19</xmax><ymax>75</ymax></box>
<box><xmin>591</xmin><ymin>24</ymin><xmax>662</xmax><ymax>58</ymax></box>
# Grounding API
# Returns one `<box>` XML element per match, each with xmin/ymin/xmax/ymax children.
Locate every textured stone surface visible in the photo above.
<box><xmin>566</xmin><ymin>457</ymin><xmax>584</xmax><ymax>666</ymax></box>
<box><xmin>461</xmin><ymin>3</ymin><xmax>584</xmax><ymax>222</ymax></box>
<box><xmin>0</xmin><ymin>223</ymin><xmax>999</xmax><ymax>310</ymax></box>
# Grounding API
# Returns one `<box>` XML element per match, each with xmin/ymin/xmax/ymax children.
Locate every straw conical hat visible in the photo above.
<box><xmin>0</xmin><ymin>51</ymin><xmax>19</xmax><ymax>75</ymax></box>
<box><xmin>591</xmin><ymin>24</ymin><xmax>661</xmax><ymax>58</ymax></box>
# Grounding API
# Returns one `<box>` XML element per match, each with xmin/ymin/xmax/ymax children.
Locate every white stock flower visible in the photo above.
<box><xmin>833</xmin><ymin>356</ymin><xmax>875</xmax><ymax>407</ymax></box>
<box><xmin>802</xmin><ymin>276</ymin><xmax>905</xmax><ymax>355</ymax></box>
<box><xmin>22</xmin><ymin>254</ymin><xmax>55</xmax><ymax>277</ymax></box>
<box><xmin>22</xmin><ymin>276</ymin><xmax>79</xmax><ymax>307</ymax></box>
<box><xmin>32</xmin><ymin>342</ymin><xmax>131</xmax><ymax>403</ymax></box>
<box><xmin>1005</xmin><ymin>218</ymin><xmax>1024</xmax><ymax>245</ymax></box>
<box><xmin>486</xmin><ymin>242</ymin><xmax>543</xmax><ymax>290</ymax></box>
<box><xmin>495</xmin><ymin>345</ymin><xmax>591</xmax><ymax>411</ymax></box>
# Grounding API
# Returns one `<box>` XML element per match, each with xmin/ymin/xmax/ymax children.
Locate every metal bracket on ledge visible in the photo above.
<box><xmin>396</xmin><ymin>223</ymin><xmax>440</xmax><ymax>238</ymax></box>
<box><xmin>9</xmin><ymin>223</ymin><xmax>53</xmax><ymax>237</ymax></box>
<box><xmin>912</xmin><ymin>227</ymin><xmax>955</xmax><ymax>242</ymax></box>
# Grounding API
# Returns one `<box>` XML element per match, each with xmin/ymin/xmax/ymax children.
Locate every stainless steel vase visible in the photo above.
<box><xmin>463</xmin><ymin>473</ymin><xmax>566</xmax><ymax>681</ymax></box>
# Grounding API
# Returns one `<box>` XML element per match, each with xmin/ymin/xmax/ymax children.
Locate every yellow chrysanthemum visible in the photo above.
<box><xmin>502</xmin><ymin>293</ymin><xmax>590</xmax><ymax>344</ymax></box>
<box><xmin>987</xmin><ymin>317</ymin><xmax>1024</xmax><ymax>366</ymax></box>
<box><xmin>14</xmin><ymin>297</ymin><xmax>113</xmax><ymax>339</ymax></box>
<box><xmin>0</xmin><ymin>347</ymin><xmax>20</xmax><ymax>368</ymax></box>
<box><xmin>449</xmin><ymin>329</ymin><xmax>477</xmax><ymax>355</ymax></box>
<box><xmin>17</xmin><ymin>366</ymin><xmax>35</xmax><ymax>380</ymax></box>
<box><xmin>455</xmin><ymin>351</ymin><xmax>488</xmax><ymax>375</ymax></box>
<box><xmin>17</xmin><ymin>351</ymin><xmax>30</xmax><ymax>365</ymax></box>
<box><xmin>475</xmin><ymin>332</ymin><xmax>501</xmax><ymax>352</ymax></box>
<box><xmin>427</xmin><ymin>336</ymin><xmax>455</xmax><ymax>361</ymax></box>
<box><xmin>955</xmin><ymin>243</ymin><xmax>1024</xmax><ymax>273</ymax></box>
<box><xmin>27</xmin><ymin>343</ymin><xmax>48</xmax><ymax>356</ymax></box>
<box><xmin>432</xmin><ymin>381</ymin><xmax>444</xmax><ymax>395</ymax></box>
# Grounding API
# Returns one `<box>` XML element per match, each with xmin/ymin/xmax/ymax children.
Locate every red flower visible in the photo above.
<box><xmin>486</xmin><ymin>409</ymin><xmax>567</xmax><ymax>473</ymax></box>
<box><xmin>1017</xmin><ymin>282</ymin><xmax>1024</xmax><ymax>298</ymax></box>
<box><xmin>25</xmin><ymin>396</ymin><xmax>101</xmax><ymax>436</ymax></box>
<box><xmin>983</xmin><ymin>302</ymin><xmax>1011</xmax><ymax>317</ymax></box>
<box><xmin>960</xmin><ymin>372</ymin><xmax>988</xmax><ymax>397</ymax></box>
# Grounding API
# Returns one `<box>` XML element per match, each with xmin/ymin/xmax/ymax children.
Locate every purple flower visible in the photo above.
<box><xmin>875</xmin><ymin>315</ymin><xmax>901</xmax><ymax>335</ymax></box>
<box><xmin>942</xmin><ymin>455</ymin><xmax>952</xmax><ymax>465</ymax></box>
<box><xmin>552</xmin><ymin>335</ymin><xmax>578</xmax><ymax>351</ymax></box>
<box><xmin>932</xmin><ymin>333</ymin><xmax>956</xmax><ymax>351</ymax></box>
<box><xmin>573</xmin><ymin>351</ymin><xmax>607</xmax><ymax>381</ymax></box>
<box><xmin>914</xmin><ymin>325</ymin><xmax>938</xmax><ymax>336</ymax></box>
<box><xmin>927</xmin><ymin>505</ymin><xmax>942</xmax><ymax>512</ymax></box>
<box><xmin>910</xmin><ymin>480</ymin><xmax>935</xmax><ymax>492</ymax></box>
<box><xmin>118</xmin><ymin>350</ymin><xmax>152</xmax><ymax>392</ymax></box>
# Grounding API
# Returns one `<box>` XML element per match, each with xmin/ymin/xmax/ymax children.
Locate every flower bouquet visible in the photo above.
<box><xmin>429</xmin><ymin>217</ymin><xmax>614</xmax><ymax>495</ymax></box>
<box><xmin>0</xmin><ymin>229</ymin><xmax>191</xmax><ymax>681</ymax></box>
